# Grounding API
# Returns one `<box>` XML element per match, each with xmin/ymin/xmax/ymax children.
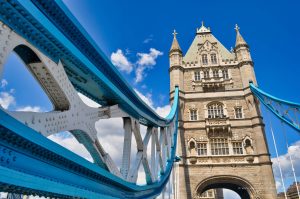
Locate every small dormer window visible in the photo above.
<box><xmin>202</xmin><ymin>54</ymin><xmax>208</xmax><ymax>65</ymax></box>
<box><xmin>213</xmin><ymin>69</ymin><xmax>219</xmax><ymax>78</ymax></box>
<box><xmin>235</xmin><ymin>107</ymin><xmax>243</xmax><ymax>119</ymax></box>
<box><xmin>222</xmin><ymin>69</ymin><xmax>229</xmax><ymax>79</ymax></box>
<box><xmin>203</xmin><ymin>70</ymin><xmax>210</xmax><ymax>78</ymax></box>
<box><xmin>190</xmin><ymin>110</ymin><xmax>198</xmax><ymax>121</ymax></box>
<box><xmin>194</xmin><ymin>71</ymin><xmax>201</xmax><ymax>81</ymax></box>
<box><xmin>211</xmin><ymin>53</ymin><xmax>217</xmax><ymax>64</ymax></box>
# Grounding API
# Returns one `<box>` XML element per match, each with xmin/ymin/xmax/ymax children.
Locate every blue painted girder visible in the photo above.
<box><xmin>0</xmin><ymin>0</ymin><xmax>172</xmax><ymax>127</ymax></box>
<box><xmin>0</xmin><ymin>87</ymin><xmax>180</xmax><ymax>198</ymax></box>
<box><xmin>250</xmin><ymin>83</ymin><xmax>300</xmax><ymax>133</ymax></box>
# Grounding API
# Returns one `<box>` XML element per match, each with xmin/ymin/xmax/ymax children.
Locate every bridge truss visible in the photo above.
<box><xmin>250</xmin><ymin>83</ymin><xmax>300</xmax><ymax>133</ymax></box>
<box><xmin>0</xmin><ymin>0</ymin><xmax>179</xmax><ymax>198</ymax></box>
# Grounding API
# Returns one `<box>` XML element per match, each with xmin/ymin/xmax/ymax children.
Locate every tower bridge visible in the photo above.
<box><xmin>0</xmin><ymin>1</ymin><xmax>299</xmax><ymax>199</ymax></box>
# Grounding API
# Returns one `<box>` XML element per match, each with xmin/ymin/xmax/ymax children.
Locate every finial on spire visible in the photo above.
<box><xmin>235</xmin><ymin>24</ymin><xmax>240</xmax><ymax>32</ymax></box>
<box><xmin>172</xmin><ymin>29</ymin><xmax>178</xmax><ymax>38</ymax></box>
<box><xmin>234</xmin><ymin>24</ymin><xmax>248</xmax><ymax>48</ymax></box>
<box><xmin>197</xmin><ymin>21</ymin><xmax>211</xmax><ymax>34</ymax></box>
<box><xmin>170</xmin><ymin>29</ymin><xmax>182</xmax><ymax>53</ymax></box>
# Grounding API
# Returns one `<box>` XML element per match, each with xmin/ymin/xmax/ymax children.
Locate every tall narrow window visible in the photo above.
<box><xmin>190</xmin><ymin>110</ymin><xmax>197</xmax><ymax>121</ymax></box>
<box><xmin>207</xmin><ymin>103</ymin><xmax>225</xmax><ymax>118</ymax></box>
<box><xmin>210</xmin><ymin>138</ymin><xmax>229</xmax><ymax>155</ymax></box>
<box><xmin>222</xmin><ymin>69</ymin><xmax>229</xmax><ymax>79</ymax></box>
<box><xmin>233</xmin><ymin>142</ymin><xmax>243</xmax><ymax>154</ymax></box>
<box><xmin>194</xmin><ymin>71</ymin><xmax>201</xmax><ymax>81</ymax></box>
<box><xmin>213</xmin><ymin>69</ymin><xmax>219</xmax><ymax>78</ymax></box>
<box><xmin>202</xmin><ymin>54</ymin><xmax>208</xmax><ymax>65</ymax></box>
<box><xmin>211</xmin><ymin>53</ymin><xmax>217</xmax><ymax>64</ymax></box>
<box><xmin>203</xmin><ymin>70</ymin><xmax>210</xmax><ymax>78</ymax></box>
<box><xmin>235</xmin><ymin>107</ymin><xmax>243</xmax><ymax>119</ymax></box>
<box><xmin>197</xmin><ymin>143</ymin><xmax>207</xmax><ymax>156</ymax></box>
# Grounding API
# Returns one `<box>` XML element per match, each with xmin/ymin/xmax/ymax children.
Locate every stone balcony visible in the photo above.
<box><xmin>205</xmin><ymin>117</ymin><xmax>231</xmax><ymax>133</ymax></box>
<box><xmin>192</xmin><ymin>77</ymin><xmax>233</xmax><ymax>88</ymax></box>
<box><xmin>187</xmin><ymin>155</ymin><xmax>257</xmax><ymax>165</ymax></box>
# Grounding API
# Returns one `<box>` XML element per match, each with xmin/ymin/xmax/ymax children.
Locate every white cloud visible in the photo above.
<box><xmin>272</xmin><ymin>140</ymin><xmax>300</xmax><ymax>179</ymax></box>
<box><xmin>1</xmin><ymin>79</ymin><xmax>8</xmax><ymax>88</ymax></box>
<box><xmin>137</xmin><ymin>48</ymin><xmax>163</xmax><ymax>66</ymax></box>
<box><xmin>134</xmin><ymin>88</ymin><xmax>154</xmax><ymax>108</ymax></box>
<box><xmin>134</xmin><ymin>88</ymin><xmax>171</xmax><ymax>118</ymax></box>
<box><xmin>48</xmin><ymin>133</ymin><xmax>93</xmax><ymax>162</ymax></box>
<box><xmin>223</xmin><ymin>189</ymin><xmax>240</xmax><ymax>199</ymax></box>
<box><xmin>276</xmin><ymin>180</ymin><xmax>282</xmax><ymax>191</ymax></box>
<box><xmin>135</xmin><ymin>48</ymin><xmax>163</xmax><ymax>83</ymax></box>
<box><xmin>155</xmin><ymin>105</ymin><xmax>171</xmax><ymax>118</ymax></box>
<box><xmin>16</xmin><ymin>106</ymin><xmax>42</xmax><ymax>112</ymax></box>
<box><xmin>78</xmin><ymin>92</ymin><xmax>101</xmax><ymax>108</ymax></box>
<box><xmin>111</xmin><ymin>49</ymin><xmax>133</xmax><ymax>73</ymax></box>
<box><xmin>0</xmin><ymin>92</ymin><xmax>15</xmax><ymax>109</ymax></box>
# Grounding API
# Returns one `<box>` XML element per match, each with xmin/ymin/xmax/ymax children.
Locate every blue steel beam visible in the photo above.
<box><xmin>0</xmin><ymin>88</ymin><xmax>179</xmax><ymax>198</ymax></box>
<box><xmin>250</xmin><ymin>83</ymin><xmax>300</xmax><ymax>133</ymax></box>
<box><xmin>0</xmin><ymin>0</ymin><xmax>172</xmax><ymax>127</ymax></box>
<box><xmin>0</xmin><ymin>0</ymin><xmax>181</xmax><ymax>197</ymax></box>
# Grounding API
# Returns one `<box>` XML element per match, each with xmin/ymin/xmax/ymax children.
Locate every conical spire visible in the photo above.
<box><xmin>170</xmin><ymin>30</ymin><xmax>182</xmax><ymax>54</ymax></box>
<box><xmin>235</xmin><ymin>24</ymin><xmax>248</xmax><ymax>48</ymax></box>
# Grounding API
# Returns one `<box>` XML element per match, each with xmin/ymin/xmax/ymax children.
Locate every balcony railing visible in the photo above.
<box><xmin>205</xmin><ymin>116</ymin><xmax>231</xmax><ymax>133</ymax></box>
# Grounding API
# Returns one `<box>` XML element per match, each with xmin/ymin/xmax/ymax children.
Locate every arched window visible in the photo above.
<box><xmin>211</xmin><ymin>53</ymin><xmax>217</xmax><ymax>64</ymax></box>
<box><xmin>207</xmin><ymin>102</ymin><xmax>225</xmax><ymax>118</ymax></box>
<box><xmin>202</xmin><ymin>54</ymin><xmax>208</xmax><ymax>65</ymax></box>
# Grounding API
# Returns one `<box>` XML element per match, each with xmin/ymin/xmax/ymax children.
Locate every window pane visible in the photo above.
<box><xmin>211</xmin><ymin>53</ymin><xmax>217</xmax><ymax>64</ymax></box>
<box><xmin>202</xmin><ymin>54</ymin><xmax>208</xmax><ymax>65</ymax></box>
<box><xmin>222</xmin><ymin>69</ymin><xmax>229</xmax><ymax>79</ymax></box>
<box><xmin>194</xmin><ymin>71</ymin><xmax>201</xmax><ymax>81</ymax></box>
<box><xmin>233</xmin><ymin>142</ymin><xmax>243</xmax><ymax>154</ymax></box>
<box><xmin>190</xmin><ymin>110</ymin><xmax>197</xmax><ymax>121</ymax></box>
<box><xmin>197</xmin><ymin>143</ymin><xmax>207</xmax><ymax>156</ymax></box>
<box><xmin>210</xmin><ymin>138</ymin><xmax>229</xmax><ymax>155</ymax></box>
<box><xmin>235</xmin><ymin>107</ymin><xmax>243</xmax><ymax>118</ymax></box>
<box><xmin>207</xmin><ymin>103</ymin><xmax>224</xmax><ymax>118</ymax></box>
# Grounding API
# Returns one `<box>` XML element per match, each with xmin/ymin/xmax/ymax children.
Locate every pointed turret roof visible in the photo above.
<box><xmin>235</xmin><ymin>24</ymin><xmax>248</xmax><ymax>48</ymax></box>
<box><xmin>197</xmin><ymin>21</ymin><xmax>211</xmax><ymax>34</ymax></box>
<box><xmin>170</xmin><ymin>30</ymin><xmax>182</xmax><ymax>54</ymax></box>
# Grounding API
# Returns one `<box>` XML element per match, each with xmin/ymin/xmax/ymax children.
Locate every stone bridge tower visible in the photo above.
<box><xmin>169</xmin><ymin>23</ymin><xmax>277</xmax><ymax>199</ymax></box>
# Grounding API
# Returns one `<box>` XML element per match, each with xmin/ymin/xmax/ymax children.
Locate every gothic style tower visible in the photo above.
<box><xmin>169</xmin><ymin>23</ymin><xmax>277</xmax><ymax>199</ymax></box>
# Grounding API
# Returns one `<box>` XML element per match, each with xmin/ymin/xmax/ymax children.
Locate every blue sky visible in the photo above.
<box><xmin>0</xmin><ymin>0</ymin><xmax>299</xmax><ymax>198</ymax></box>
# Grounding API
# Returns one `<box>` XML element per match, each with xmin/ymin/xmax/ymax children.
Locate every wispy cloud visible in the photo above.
<box><xmin>110</xmin><ymin>48</ymin><xmax>163</xmax><ymax>83</ymax></box>
<box><xmin>0</xmin><ymin>91</ymin><xmax>15</xmax><ymax>109</ymax></box>
<box><xmin>16</xmin><ymin>106</ymin><xmax>42</xmax><ymax>112</ymax></box>
<box><xmin>1</xmin><ymin>79</ymin><xmax>8</xmax><ymax>88</ymax></box>
<box><xmin>143</xmin><ymin>34</ymin><xmax>154</xmax><ymax>44</ymax></box>
<box><xmin>111</xmin><ymin>49</ymin><xmax>133</xmax><ymax>73</ymax></box>
<box><xmin>135</xmin><ymin>48</ymin><xmax>163</xmax><ymax>83</ymax></box>
<box><xmin>272</xmin><ymin>140</ymin><xmax>300</xmax><ymax>179</ymax></box>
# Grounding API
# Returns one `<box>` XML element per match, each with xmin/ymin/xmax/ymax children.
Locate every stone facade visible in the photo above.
<box><xmin>169</xmin><ymin>23</ymin><xmax>277</xmax><ymax>199</ymax></box>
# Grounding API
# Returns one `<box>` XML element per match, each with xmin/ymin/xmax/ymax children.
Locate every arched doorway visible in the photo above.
<box><xmin>195</xmin><ymin>175</ymin><xmax>257</xmax><ymax>199</ymax></box>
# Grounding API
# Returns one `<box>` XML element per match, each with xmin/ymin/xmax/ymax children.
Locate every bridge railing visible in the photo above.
<box><xmin>250</xmin><ymin>83</ymin><xmax>300</xmax><ymax>133</ymax></box>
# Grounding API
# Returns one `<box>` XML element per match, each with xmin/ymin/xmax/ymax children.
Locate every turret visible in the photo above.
<box><xmin>234</xmin><ymin>24</ymin><xmax>257</xmax><ymax>87</ymax></box>
<box><xmin>169</xmin><ymin>30</ymin><xmax>182</xmax><ymax>67</ymax></box>
<box><xmin>169</xmin><ymin>30</ymin><xmax>184</xmax><ymax>92</ymax></box>
<box><xmin>234</xmin><ymin>24</ymin><xmax>252</xmax><ymax>62</ymax></box>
